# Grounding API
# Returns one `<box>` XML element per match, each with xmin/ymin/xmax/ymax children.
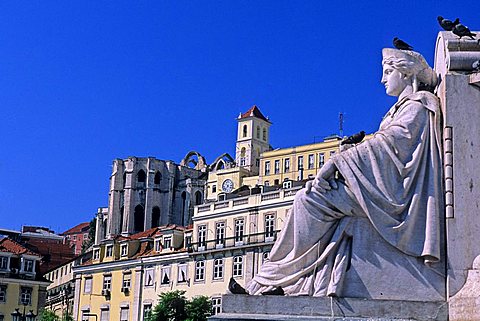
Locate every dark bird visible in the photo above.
<box><xmin>228</xmin><ymin>277</ymin><xmax>248</xmax><ymax>295</ymax></box>
<box><xmin>437</xmin><ymin>16</ymin><xmax>460</xmax><ymax>31</ymax></box>
<box><xmin>473</xmin><ymin>60</ymin><xmax>480</xmax><ymax>72</ymax></box>
<box><xmin>453</xmin><ymin>23</ymin><xmax>476</xmax><ymax>40</ymax></box>
<box><xmin>341</xmin><ymin>131</ymin><xmax>366</xmax><ymax>145</ymax></box>
<box><xmin>261</xmin><ymin>286</ymin><xmax>284</xmax><ymax>296</ymax></box>
<box><xmin>393</xmin><ymin>37</ymin><xmax>413</xmax><ymax>50</ymax></box>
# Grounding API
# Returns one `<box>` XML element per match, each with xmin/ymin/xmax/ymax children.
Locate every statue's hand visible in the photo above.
<box><xmin>306</xmin><ymin>161</ymin><xmax>338</xmax><ymax>194</ymax></box>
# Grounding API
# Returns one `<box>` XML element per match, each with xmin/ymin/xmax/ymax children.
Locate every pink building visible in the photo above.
<box><xmin>61</xmin><ymin>222</ymin><xmax>90</xmax><ymax>255</ymax></box>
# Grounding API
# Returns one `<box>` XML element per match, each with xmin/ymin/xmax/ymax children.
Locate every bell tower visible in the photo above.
<box><xmin>235</xmin><ymin>105</ymin><xmax>271</xmax><ymax>175</ymax></box>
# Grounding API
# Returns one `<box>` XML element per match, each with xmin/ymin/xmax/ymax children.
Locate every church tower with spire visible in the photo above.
<box><xmin>235</xmin><ymin>105</ymin><xmax>272</xmax><ymax>175</ymax></box>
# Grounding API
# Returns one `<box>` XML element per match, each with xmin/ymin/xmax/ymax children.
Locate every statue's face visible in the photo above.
<box><xmin>381</xmin><ymin>64</ymin><xmax>409</xmax><ymax>97</ymax></box>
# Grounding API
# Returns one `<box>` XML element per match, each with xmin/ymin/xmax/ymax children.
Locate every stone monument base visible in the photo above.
<box><xmin>210</xmin><ymin>295</ymin><xmax>448</xmax><ymax>321</ymax></box>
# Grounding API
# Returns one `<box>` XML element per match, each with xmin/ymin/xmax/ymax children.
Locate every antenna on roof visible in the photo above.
<box><xmin>339</xmin><ymin>112</ymin><xmax>344</xmax><ymax>137</ymax></box>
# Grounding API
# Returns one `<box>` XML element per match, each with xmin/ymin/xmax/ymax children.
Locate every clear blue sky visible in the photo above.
<box><xmin>1</xmin><ymin>1</ymin><xmax>478</xmax><ymax>232</ymax></box>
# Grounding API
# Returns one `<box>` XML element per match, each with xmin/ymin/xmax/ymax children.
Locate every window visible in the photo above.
<box><xmin>143</xmin><ymin>304</ymin><xmax>152</xmax><ymax>321</ymax></box>
<box><xmin>122</xmin><ymin>273</ymin><xmax>131</xmax><ymax>290</ymax></box>
<box><xmin>262</xmin><ymin>128</ymin><xmax>267</xmax><ymax>141</ymax></box>
<box><xmin>161</xmin><ymin>266</ymin><xmax>171</xmax><ymax>285</ymax></box>
<box><xmin>106</xmin><ymin>245</ymin><xmax>113</xmax><ymax>257</ymax></box>
<box><xmin>215</xmin><ymin>222</ymin><xmax>225</xmax><ymax>248</ymax></box>
<box><xmin>264</xmin><ymin>181</ymin><xmax>270</xmax><ymax>187</ymax></box>
<box><xmin>318</xmin><ymin>153</ymin><xmax>325</xmax><ymax>167</ymax></box>
<box><xmin>264</xmin><ymin>161</ymin><xmax>270</xmax><ymax>175</ymax></box>
<box><xmin>265</xmin><ymin>214</ymin><xmax>276</xmax><ymax>240</ymax></box>
<box><xmin>242</xmin><ymin>125</ymin><xmax>247</xmax><ymax>138</ymax></box>
<box><xmin>284</xmin><ymin>158</ymin><xmax>290</xmax><ymax>172</ymax></box>
<box><xmin>93</xmin><ymin>249</ymin><xmax>100</xmax><ymax>260</ymax></box>
<box><xmin>178</xmin><ymin>264</ymin><xmax>188</xmax><ymax>283</ymax></box>
<box><xmin>121</xmin><ymin>244</ymin><xmax>128</xmax><ymax>257</ymax></box>
<box><xmin>82</xmin><ymin>310</ymin><xmax>91</xmax><ymax>321</ymax></box>
<box><xmin>234</xmin><ymin>219</ymin><xmax>244</xmax><ymax>244</ymax></box>
<box><xmin>195</xmin><ymin>261</ymin><xmax>205</xmax><ymax>282</ymax></box>
<box><xmin>163</xmin><ymin>237</ymin><xmax>172</xmax><ymax>249</ymax></box>
<box><xmin>154</xmin><ymin>239</ymin><xmax>161</xmax><ymax>252</ymax></box>
<box><xmin>84</xmin><ymin>277</ymin><xmax>92</xmax><ymax>294</ymax></box>
<box><xmin>145</xmin><ymin>269</ymin><xmax>154</xmax><ymax>287</ymax></box>
<box><xmin>274</xmin><ymin>160</ymin><xmax>280</xmax><ymax>174</ymax></box>
<box><xmin>0</xmin><ymin>256</ymin><xmax>8</xmax><ymax>270</ymax></box>
<box><xmin>233</xmin><ymin>256</ymin><xmax>243</xmax><ymax>277</ymax></box>
<box><xmin>100</xmin><ymin>308</ymin><xmax>109</xmax><ymax>321</ymax></box>
<box><xmin>198</xmin><ymin>225</ymin><xmax>206</xmax><ymax>248</ymax></box>
<box><xmin>274</xmin><ymin>179</ymin><xmax>279</xmax><ymax>185</ymax></box>
<box><xmin>240</xmin><ymin>147</ymin><xmax>246</xmax><ymax>167</ymax></box>
<box><xmin>213</xmin><ymin>258</ymin><xmax>224</xmax><ymax>280</ymax></box>
<box><xmin>330</xmin><ymin>151</ymin><xmax>336</xmax><ymax>156</ymax></box>
<box><xmin>256</xmin><ymin>126</ymin><xmax>260</xmax><ymax>139</ymax></box>
<box><xmin>212</xmin><ymin>297</ymin><xmax>222</xmax><ymax>315</ymax></box>
<box><xmin>137</xmin><ymin>170</ymin><xmax>146</xmax><ymax>183</ymax></box>
<box><xmin>154</xmin><ymin>171</ymin><xmax>162</xmax><ymax>184</ymax></box>
<box><xmin>19</xmin><ymin>287</ymin><xmax>32</xmax><ymax>305</ymax></box>
<box><xmin>298</xmin><ymin>156</ymin><xmax>304</xmax><ymax>170</ymax></box>
<box><xmin>73</xmin><ymin>235</ymin><xmax>77</xmax><ymax>241</ymax></box>
<box><xmin>103</xmin><ymin>275</ymin><xmax>112</xmax><ymax>291</ymax></box>
<box><xmin>120</xmin><ymin>307</ymin><xmax>129</xmax><ymax>321</ymax></box>
<box><xmin>283</xmin><ymin>180</ymin><xmax>292</xmax><ymax>189</ymax></box>
<box><xmin>308</xmin><ymin>154</ymin><xmax>314</xmax><ymax>169</ymax></box>
<box><xmin>212</xmin><ymin>185</ymin><xmax>217</xmax><ymax>193</ymax></box>
<box><xmin>0</xmin><ymin>285</ymin><xmax>6</xmax><ymax>303</ymax></box>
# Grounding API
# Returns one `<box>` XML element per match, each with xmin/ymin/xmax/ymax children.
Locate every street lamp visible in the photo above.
<box><xmin>25</xmin><ymin>310</ymin><xmax>36</xmax><ymax>321</ymax></box>
<box><xmin>11</xmin><ymin>309</ymin><xmax>21</xmax><ymax>321</ymax></box>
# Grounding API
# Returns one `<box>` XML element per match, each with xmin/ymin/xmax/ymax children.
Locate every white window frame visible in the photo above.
<box><xmin>233</xmin><ymin>256</ymin><xmax>243</xmax><ymax>277</ymax></box>
<box><xmin>215</xmin><ymin>222</ymin><xmax>225</xmax><ymax>249</ymax></box>
<box><xmin>19</xmin><ymin>287</ymin><xmax>32</xmax><ymax>305</ymax></box>
<box><xmin>103</xmin><ymin>275</ymin><xmax>112</xmax><ymax>291</ymax></box>
<box><xmin>298</xmin><ymin>156</ymin><xmax>304</xmax><ymax>170</ymax></box>
<box><xmin>265</xmin><ymin>214</ymin><xmax>276</xmax><ymax>241</ymax></box>
<box><xmin>100</xmin><ymin>308</ymin><xmax>110</xmax><ymax>321</ymax></box>
<box><xmin>195</xmin><ymin>261</ymin><xmax>205</xmax><ymax>282</ymax></box>
<box><xmin>265</xmin><ymin>161</ymin><xmax>270</xmax><ymax>175</ymax></box>
<box><xmin>121</xmin><ymin>244</ymin><xmax>128</xmax><ymax>257</ymax></box>
<box><xmin>177</xmin><ymin>264</ymin><xmax>188</xmax><ymax>283</ymax></box>
<box><xmin>213</xmin><ymin>258</ymin><xmax>224</xmax><ymax>280</ymax></box>
<box><xmin>308</xmin><ymin>154</ymin><xmax>314</xmax><ymax>169</ymax></box>
<box><xmin>154</xmin><ymin>239</ymin><xmax>161</xmax><ymax>252</ymax></box>
<box><xmin>0</xmin><ymin>256</ymin><xmax>9</xmax><ymax>270</ymax></box>
<box><xmin>198</xmin><ymin>225</ymin><xmax>207</xmax><ymax>250</ymax></box>
<box><xmin>274</xmin><ymin>160</ymin><xmax>280</xmax><ymax>174</ymax></box>
<box><xmin>120</xmin><ymin>307</ymin><xmax>129</xmax><ymax>321</ymax></box>
<box><xmin>163</xmin><ymin>237</ymin><xmax>172</xmax><ymax>250</ymax></box>
<box><xmin>0</xmin><ymin>285</ymin><xmax>7</xmax><ymax>303</ymax></box>
<box><xmin>84</xmin><ymin>277</ymin><xmax>92</xmax><ymax>294</ymax></box>
<box><xmin>105</xmin><ymin>245</ymin><xmax>113</xmax><ymax>257</ymax></box>
<box><xmin>122</xmin><ymin>273</ymin><xmax>131</xmax><ymax>290</ymax></box>
<box><xmin>144</xmin><ymin>269</ymin><xmax>154</xmax><ymax>287</ymax></box>
<box><xmin>143</xmin><ymin>304</ymin><xmax>152</xmax><ymax>321</ymax></box>
<box><xmin>234</xmin><ymin>219</ymin><xmax>244</xmax><ymax>245</ymax></box>
<box><xmin>93</xmin><ymin>249</ymin><xmax>100</xmax><ymax>260</ymax></box>
<box><xmin>160</xmin><ymin>266</ymin><xmax>171</xmax><ymax>285</ymax></box>
<box><xmin>318</xmin><ymin>153</ymin><xmax>325</xmax><ymax>168</ymax></box>
<box><xmin>211</xmin><ymin>297</ymin><xmax>222</xmax><ymax>315</ymax></box>
<box><xmin>284</xmin><ymin>158</ymin><xmax>290</xmax><ymax>172</ymax></box>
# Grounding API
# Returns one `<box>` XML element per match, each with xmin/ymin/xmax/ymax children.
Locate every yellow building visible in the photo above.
<box><xmin>0</xmin><ymin>238</ymin><xmax>50</xmax><ymax>321</ymax></box>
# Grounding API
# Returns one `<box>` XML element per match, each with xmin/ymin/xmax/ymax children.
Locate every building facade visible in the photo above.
<box><xmin>62</xmin><ymin>222</ymin><xmax>91</xmax><ymax>255</ymax></box>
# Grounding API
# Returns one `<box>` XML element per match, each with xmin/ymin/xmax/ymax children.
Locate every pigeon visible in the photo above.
<box><xmin>473</xmin><ymin>60</ymin><xmax>480</xmax><ymax>72</ymax></box>
<box><xmin>437</xmin><ymin>16</ymin><xmax>460</xmax><ymax>31</ymax></box>
<box><xmin>228</xmin><ymin>277</ymin><xmax>248</xmax><ymax>295</ymax></box>
<box><xmin>341</xmin><ymin>131</ymin><xmax>366</xmax><ymax>145</ymax></box>
<box><xmin>393</xmin><ymin>37</ymin><xmax>413</xmax><ymax>50</ymax></box>
<box><xmin>453</xmin><ymin>23</ymin><xmax>476</xmax><ymax>40</ymax></box>
<box><xmin>261</xmin><ymin>286</ymin><xmax>284</xmax><ymax>296</ymax></box>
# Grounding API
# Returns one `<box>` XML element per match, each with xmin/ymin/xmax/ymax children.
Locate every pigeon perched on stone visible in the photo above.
<box><xmin>437</xmin><ymin>16</ymin><xmax>460</xmax><ymax>31</ymax></box>
<box><xmin>393</xmin><ymin>37</ymin><xmax>413</xmax><ymax>50</ymax></box>
<box><xmin>261</xmin><ymin>286</ymin><xmax>284</xmax><ymax>296</ymax></box>
<box><xmin>341</xmin><ymin>131</ymin><xmax>366</xmax><ymax>145</ymax></box>
<box><xmin>473</xmin><ymin>60</ymin><xmax>480</xmax><ymax>72</ymax></box>
<box><xmin>453</xmin><ymin>23</ymin><xmax>476</xmax><ymax>40</ymax></box>
<box><xmin>228</xmin><ymin>277</ymin><xmax>248</xmax><ymax>295</ymax></box>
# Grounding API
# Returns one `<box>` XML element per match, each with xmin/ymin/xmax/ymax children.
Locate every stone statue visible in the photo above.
<box><xmin>246</xmin><ymin>48</ymin><xmax>444</xmax><ymax>297</ymax></box>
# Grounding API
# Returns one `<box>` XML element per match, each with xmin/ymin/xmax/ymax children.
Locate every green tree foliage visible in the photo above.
<box><xmin>38</xmin><ymin>309</ymin><xmax>59</xmax><ymax>321</ymax></box>
<box><xmin>148</xmin><ymin>291</ymin><xmax>212</xmax><ymax>321</ymax></box>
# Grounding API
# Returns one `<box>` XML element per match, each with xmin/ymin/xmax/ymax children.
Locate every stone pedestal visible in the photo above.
<box><xmin>211</xmin><ymin>295</ymin><xmax>447</xmax><ymax>321</ymax></box>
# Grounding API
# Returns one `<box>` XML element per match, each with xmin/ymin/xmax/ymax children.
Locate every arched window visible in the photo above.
<box><xmin>119</xmin><ymin>206</ymin><xmax>124</xmax><ymax>233</ymax></box>
<box><xmin>137</xmin><ymin>170</ymin><xmax>146</xmax><ymax>183</ymax></box>
<box><xmin>152</xmin><ymin>207</ymin><xmax>160</xmax><ymax>228</ymax></box>
<box><xmin>134</xmin><ymin>205</ymin><xmax>145</xmax><ymax>233</ymax></box>
<box><xmin>154</xmin><ymin>171</ymin><xmax>161</xmax><ymax>184</ymax></box>
<box><xmin>256</xmin><ymin>126</ymin><xmax>260</xmax><ymax>139</ymax></box>
<box><xmin>216</xmin><ymin>160</ymin><xmax>225</xmax><ymax>171</ymax></box>
<box><xmin>181</xmin><ymin>192</ymin><xmax>187</xmax><ymax>226</ymax></box>
<box><xmin>243</xmin><ymin>125</ymin><xmax>247</xmax><ymax>138</ymax></box>
<box><xmin>240</xmin><ymin>147</ymin><xmax>246</xmax><ymax>157</ymax></box>
<box><xmin>262</xmin><ymin>128</ymin><xmax>267</xmax><ymax>141</ymax></box>
<box><xmin>195</xmin><ymin>191</ymin><xmax>203</xmax><ymax>205</ymax></box>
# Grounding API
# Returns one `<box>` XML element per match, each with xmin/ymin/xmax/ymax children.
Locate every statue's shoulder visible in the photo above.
<box><xmin>403</xmin><ymin>91</ymin><xmax>440</xmax><ymax>113</ymax></box>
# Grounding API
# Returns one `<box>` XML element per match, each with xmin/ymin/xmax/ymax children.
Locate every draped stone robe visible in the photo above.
<box><xmin>246</xmin><ymin>91</ymin><xmax>443</xmax><ymax>296</ymax></box>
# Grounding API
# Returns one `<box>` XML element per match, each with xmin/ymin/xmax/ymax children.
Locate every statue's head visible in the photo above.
<box><xmin>381</xmin><ymin>48</ymin><xmax>437</xmax><ymax>97</ymax></box>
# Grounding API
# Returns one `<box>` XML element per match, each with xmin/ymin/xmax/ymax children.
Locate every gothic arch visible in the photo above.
<box><xmin>180</xmin><ymin>151</ymin><xmax>207</xmax><ymax>170</ymax></box>
<box><xmin>134</xmin><ymin>205</ymin><xmax>145</xmax><ymax>233</ymax></box>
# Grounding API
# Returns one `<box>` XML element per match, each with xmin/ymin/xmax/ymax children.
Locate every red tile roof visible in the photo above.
<box><xmin>239</xmin><ymin>105</ymin><xmax>269</xmax><ymax>122</ymax></box>
<box><xmin>0</xmin><ymin>238</ymin><xmax>39</xmax><ymax>256</ymax></box>
<box><xmin>62</xmin><ymin>222</ymin><xmax>90</xmax><ymax>235</ymax></box>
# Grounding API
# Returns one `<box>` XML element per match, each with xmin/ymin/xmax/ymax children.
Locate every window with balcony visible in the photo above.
<box><xmin>265</xmin><ymin>214</ymin><xmax>276</xmax><ymax>241</ymax></box>
<box><xmin>233</xmin><ymin>256</ymin><xmax>243</xmax><ymax>277</ymax></box>
<box><xmin>284</xmin><ymin>158</ymin><xmax>290</xmax><ymax>172</ymax></box>
<box><xmin>213</xmin><ymin>258</ymin><xmax>224</xmax><ymax>280</ymax></box>
<box><xmin>215</xmin><ymin>222</ymin><xmax>225</xmax><ymax>248</ymax></box>
<box><xmin>274</xmin><ymin>160</ymin><xmax>280</xmax><ymax>174</ymax></box>
<box><xmin>103</xmin><ymin>275</ymin><xmax>112</xmax><ymax>291</ymax></box>
<box><xmin>122</xmin><ymin>273</ymin><xmax>131</xmax><ymax>290</ymax></box>
<box><xmin>234</xmin><ymin>219</ymin><xmax>244</xmax><ymax>244</ymax></box>
<box><xmin>19</xmin><ymin>287</ymin><xmax>32</xmax><ymax>305</ymax></box>
<box><xmin>195</xmin><ymin>261</ymin><xmax>205</xmax><ymax>282</ymax></box>
<box><xmin>198</xmin><ymin>225</ymin><xmax>206</xmax><ymax>249</ymax></box>
<box><xmin>308</xmin><ymin>154</ymin><xmax>314</xmax><ymax>169</ymax></box>
<box><xmin>264</xmin><ymin>161</ymin><xmax>270</xmax><ymax>175</ymax></box>
<box><xmin>298</xmin><ymin>156</ymin><xmax>304</xmax><ymax>170</ymax></box>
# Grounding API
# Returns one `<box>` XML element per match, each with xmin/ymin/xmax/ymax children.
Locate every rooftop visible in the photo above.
<box><xmin>239</xmin><ymin>105</ymin><xmax>270</xmax><ymax>122</ymax></box>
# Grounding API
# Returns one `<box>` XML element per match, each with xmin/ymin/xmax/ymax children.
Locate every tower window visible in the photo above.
<box><xmin>134</xmin><ymin>205</ymin><xmax>145</xmax><ymax>233</ymax></box>
<box><xmin>257</xmin><ymin>126</ymin><xmax>260</xmax><ymax>139</ymax></box>
<box><xmin>137</xmin><ymin>170</ymin><xmax>146</xmax><ymax>183</ymax></box>
<box><xmin>152</xmin><ymin>207</ymin><xmax>160</xmax><ymax>228</ymax></box>
<box><xmin>262</xmin><ymin>128</ymin><xmax>267</xmax><ymax>141</ymax></box>
<box><xmin>154</xmin><ymin>171</ymin><xmax>161</xmax><ymax>184</ymax></box>
<box><xmin>243</xmin><ymin>125</ymin><xmax>247</xmax><ymax>138</ymax></box>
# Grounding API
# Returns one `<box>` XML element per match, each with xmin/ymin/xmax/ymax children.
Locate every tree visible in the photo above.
<box><xmin>186</xmin><ymin>296</ymin><xmax>212</xmax><ymax>321</ymax></box>
<box><xmin>38</xmin><ymin>309</ymin><xmax>59</xmax><ymax>321</ymax></box>
<box><xmin>148</xmin><ymin>291</ymin><xmax>212</xmax><ymax>321</ymax></box>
